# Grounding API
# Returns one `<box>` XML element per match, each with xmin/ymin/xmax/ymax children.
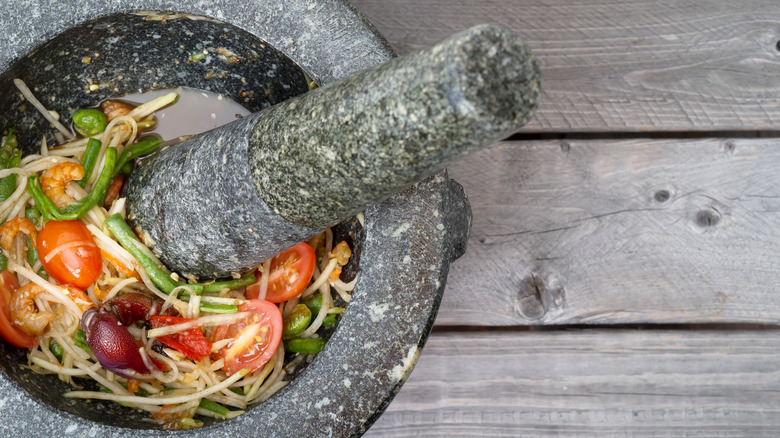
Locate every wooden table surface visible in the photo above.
<box><xmin>349</xmin><ymin>1</ymin><xmax>780</xmax><ymax>436</ymax></box>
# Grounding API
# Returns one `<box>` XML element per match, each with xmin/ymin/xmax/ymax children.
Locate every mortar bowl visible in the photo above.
<box><xmin>0</xmin><ymin>1</ymin><xmax>471</xmax><ymax>436</ymax></box>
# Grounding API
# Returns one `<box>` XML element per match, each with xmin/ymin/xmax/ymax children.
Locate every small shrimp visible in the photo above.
<box><xmin>0</xmin><ymin>217</ymin><xmax>37</xmax><ymax>251</ymax></box>
<box><xmin>10</xmin><ymin>283</ymin><xmax>55</xmax><ymax>336</ymax></box>
<box><xmin>101</xmin><ymin>100</ymin><xmax>133</xmax><ymax>122</ymax></box>
<box><xmin>40</xmin><ymin>162</ymin><xmax>85</xmax><ymax>208</ymax></box>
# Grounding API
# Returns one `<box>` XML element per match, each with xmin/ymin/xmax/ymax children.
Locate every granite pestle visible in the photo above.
<box><xmin>124</xmin><ymin>23</ymin><xmax>541</xmax><ymax>280</ymax></box>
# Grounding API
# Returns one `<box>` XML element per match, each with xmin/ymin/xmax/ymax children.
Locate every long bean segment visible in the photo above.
<box><xmin>114</xmin><ymin>137</ymin><xmax>161</xmax><ymax>177</ymax></box>
<box><xmin>27</xmin><ymin>147</ymin><xmax>118</xmax><ymax>221</ymax></box>
<box><xmin>0</xmin><ymin>129</ymin><xmax>22</xmax><ymax>202</ymax></box>
<box><xmin>104</xmin><ymin>214</ymin><xmax>252</xmax><ymax>308</ymax></box>
<box><xmin>78</xmin><ymin>138</ymin><xmax>101</xmax><ymax>188</ymax></box>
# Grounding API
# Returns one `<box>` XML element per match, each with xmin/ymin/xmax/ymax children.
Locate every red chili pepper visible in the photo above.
<box><xmin>149</xmin><ymin>315</ymin><xmax>212</xmax><ymax>362</ymax></box>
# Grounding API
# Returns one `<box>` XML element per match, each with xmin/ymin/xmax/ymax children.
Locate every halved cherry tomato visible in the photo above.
<box><xmin>212</xmin><ymin>299</ymin><xmax>282</xmax><ymax>376</ymax></box>
<box><xmin>149</xmin><ymin>315</ymin><xmax>212</xmax><ymax>362</ymax></box>
<box><xmin>0</xmin><ymin>270</ymin><xmax>36</xmax><ymax>348</ymax></box>
<box><xmin>37</xmin><ymin>220</ymin><xmax>102</xmax><ymax>289</ymax></box>
<box><xmin>246</xmin><ymin>242</ymin><xmax>316</xmax><ymax>303</ymax></box>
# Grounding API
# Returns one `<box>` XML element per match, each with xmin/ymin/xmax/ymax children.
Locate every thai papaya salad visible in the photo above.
<box><xmin>0</xmin><ymin>79</ymin><xmax>356</xmax><ymax>429</ymax></box>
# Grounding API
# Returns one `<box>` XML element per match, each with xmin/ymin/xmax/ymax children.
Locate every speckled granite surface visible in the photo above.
<box><xmin>252</xmin><ymin>24</ymin><xmax>539</xmax><ymax>228</ymax></box>
<box><xmin>124</xmin><ymin>24</ymin><xmax>539</xmax><ymax>279</ymax></box>
<box><xmin>0</xmin><ymin>0</ymin><xmax>504</xmax><ymax>436</ymax></box>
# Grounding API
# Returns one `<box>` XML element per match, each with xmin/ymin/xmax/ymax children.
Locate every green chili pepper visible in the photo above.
<box><xmin>104</xmin><ymin>214</ymin><xmax>253</xmax><ymax>310</ymax></box>
<box><xmin>114</xmin><ymin>137</ymin><xmax>161</xmax><ymax>178</ymax></box>
<box><xmin>0</xmin><ymin>252</ymin><xmax>7</xmax><ymax>272</ymax></box>
<box><xmin>285</xmin><ymin>337</ymin><xmax>325</xmax><ymax>354</ymax></box>
<box><xmin>72</xmin><ymin>108</ymin><xmax>108</xmax><ymax>137</ymax></box>
<box><xmin>28</xmin><ymin>147</ymin><xmax>118</xmax><ymax>221</ymax></box>
<box><xmin>302</xmin><ymin>293</ymin><xmax>338</xmax><ymax>327</ymax></box>
<box><xmin>283</xmin><ymin>304</ymin><xmax>312</xmax><ymax>339</ymax></box>
<box><xmin>49</xmin><ymin>341</ymin><xmax>64</xmax><ymax>362</ymax></box>
<box><xmin>78</xmin><ymin>138</ymin><xmax>101</xmax><ymax>188</ymax></box>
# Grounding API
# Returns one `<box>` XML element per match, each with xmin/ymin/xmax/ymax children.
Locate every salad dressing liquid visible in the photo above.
<box><xmin>117</xmin><ymin>87</ymin><xmax>251</xmax><ymax>143</ymax></box>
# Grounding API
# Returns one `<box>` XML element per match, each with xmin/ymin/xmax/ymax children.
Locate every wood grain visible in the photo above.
<box><xmin>351</xmin><ymin>0</ymin><xmax>780</xmax><ymax>132</ymax></box>
<box><xmin>437</xmin><ymin>138</ymin><xmax>780</xmax><ymax>325</ymax></box>
<box><xmin>367</xmin><ymin>330</ymin><xmax>780</xmax><ymax>437</ymax></box>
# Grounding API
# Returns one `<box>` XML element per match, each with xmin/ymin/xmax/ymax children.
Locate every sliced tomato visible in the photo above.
<box><xmin>212</xmin><ymin>299</ymin><xmax>282</xmax><ymax>375</ymax></box>
<box><xmin>149</xmin><ymin>315</ymin><xmax>212</xmax><ymax>362</ymax></box>
<box><xmin>246</xmin><ymin>242</ymin><xmax>316</xmax><ymax>303</ymax></box>
<box><xmin>0</xmin><ymin>270</ymin><xmax>36</xmax><ymax>348</ymax></box>
<box><xmin>37</xmin><ymin>220</ymin><xmax>102</xmax><ymax>289</ymax></box>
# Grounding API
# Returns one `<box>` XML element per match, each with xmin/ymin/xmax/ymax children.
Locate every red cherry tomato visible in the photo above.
<box><xmin>37</xmin><ymin>220</ymin><xmax>102</xmax><ymax>289</ymax></box>
<box><xmin>0</xmin><ymin>270</ymin><xmax>36</xmax><ymax>348</ymax></box>
<box><xmin>212</xmin><ymin>299</ymin><xmax>282</xmax><ymax>376</ymax></box>
<box><xmin>149</xmin><ymin>315</ymin><xmax>212</xmax><ymax>362</ymax></box>
<box><xmin>246</xmin><ymin>242</ymin><xmax>316</xmax><ymax>303</ymax></box>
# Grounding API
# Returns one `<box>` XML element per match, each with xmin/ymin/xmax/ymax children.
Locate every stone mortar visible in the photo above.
<box><xmin>0</xmin><ymin>0</ymin><xmax>473</xmax><ymax>437</ymax></box>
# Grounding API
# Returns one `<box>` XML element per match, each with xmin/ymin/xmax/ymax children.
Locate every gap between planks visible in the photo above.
<box><xmin>351</xmin><ymin>0</ymin><xmax>780</xmax><ymax>132</ymax></box>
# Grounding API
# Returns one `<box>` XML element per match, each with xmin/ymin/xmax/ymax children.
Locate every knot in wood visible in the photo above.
<box><xmin>515</xmin><ymin>273</ymin><xmax>565</xmax><ymax>321</ymax></box>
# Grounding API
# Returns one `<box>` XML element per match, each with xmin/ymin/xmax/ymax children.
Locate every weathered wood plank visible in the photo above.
<box><xmin>367</xmin><ymin>330</ymin><xmax>780</xmax><ymax>437</ymax></box>
<box><xmin>351</xmin><ymin>0</ymin><xmax>780</xmax><ymax>132</ymax></box>
<box><xmin>437</xmin><ymin>138</ymin><xmax>780</xmax><ymax>325</ymax></box>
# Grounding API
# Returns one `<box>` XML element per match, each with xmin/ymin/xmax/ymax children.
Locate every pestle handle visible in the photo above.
<box><xmin>250</xmin><ymin>23</ymin><xmax>540</xmax><ymax>228</ymax></box>
<box><xmin>125</xmin><ymin>24</ymin><xmax>541</xmax><ymax>280</ymax></box>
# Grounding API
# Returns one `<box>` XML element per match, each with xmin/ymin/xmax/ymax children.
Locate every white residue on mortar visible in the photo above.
<box><xmin>368</xmin><ymin>302</ymin><xmax>389</xmax><ymax>322</ymax></box>
<box><xmin>388</xmin><ymin>345</ymin><xmax>420</xmax><ymax>382</ymax></box>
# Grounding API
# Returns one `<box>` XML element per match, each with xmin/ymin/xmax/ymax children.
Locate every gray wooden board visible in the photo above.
<box><xmin>437</xmin><ymin>138</ymin><xmax>780</xmax><ymax>325</ymax></box>
<box><xmin>366</xmin><ymin>330</ymin><xmax>780</xmax><ymax>437</ymax></box>
<box><xmin>352</xmin><ymin>0</ymin><xmax>780</xmax><ymax>132</ymax></box>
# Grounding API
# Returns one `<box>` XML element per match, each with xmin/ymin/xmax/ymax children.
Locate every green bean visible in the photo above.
<box><xmin>198</xmin><ymin>399</ymin><xmax>230</xmax><ymax>417</ymax></box>
<box><xmin>197</xmin><ymin>302</ymin><xmax>239</xmax><ymax>313</ymax></box>
<box><xmin>78</xmin><ymin>138</ymin><xmax>101</xmax><ymax>188</ymax></box>
<box><xmin>27</xmin><ymin>176</ymin><xmax>59</xmax><ymax>222</ymax></box>
<box><xmin>0</xmin><ymin>130</ymin><xmax>21</xmax><ymax>203</ymax></box>
<box><xmin>283</xmin><ymin>304</ymin><xmax>312</xmax><ymax>339</ymax></box>
<box><xmin>26</xmin><ymin>236</ymin><xmax>38</xmax><ymax>269</ymax></box>
<box><xmin>285</xmin><ymin>337</ymin><xmax>325</xmax><ymax>354</ymax></box>
<box><xmin>104</xmin><ymin>213</ymin><xmax>180</xmax><ymax>293</ymax></box>
<box><xmin>24</xmin><ymin>236</ymin><xmax>47</xmax><ymax>279</ymax></box>
<box><xmin>49</xmin><ymin>340</ymin><xmax>64</xmax><ymax>362</ymax></box>
<box><xmin>104</xmin><ymin>214</ymin><xmax>252</xmax><ymax>310</ymax></box>
<box><xmin>302</xmin><ymin>293</ymin><xmax>338</xmax><ymax>327</ymax></box>
<box><xmin>195</xmin><ymin>275</ymin><xmax>256</xmax><ymax>294</ymax></box>
<box><xmin>114</xmin><ymin>137</ymin><xmax>161</xmax><ymax>178</ymax></box>
<box><xmin>1</xmin><ymin>128</ymin><xmax>18</xmax><ymax>152</ymax></box>
<box><xmin>28</xmin><ymin>147</ymin><xmax>118</xmax><ymax>221</ymax></box>
<box><xmin>72</xmin><ymin>108</ymin><xmax>108</xmax><ymax>137</ymax></box>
